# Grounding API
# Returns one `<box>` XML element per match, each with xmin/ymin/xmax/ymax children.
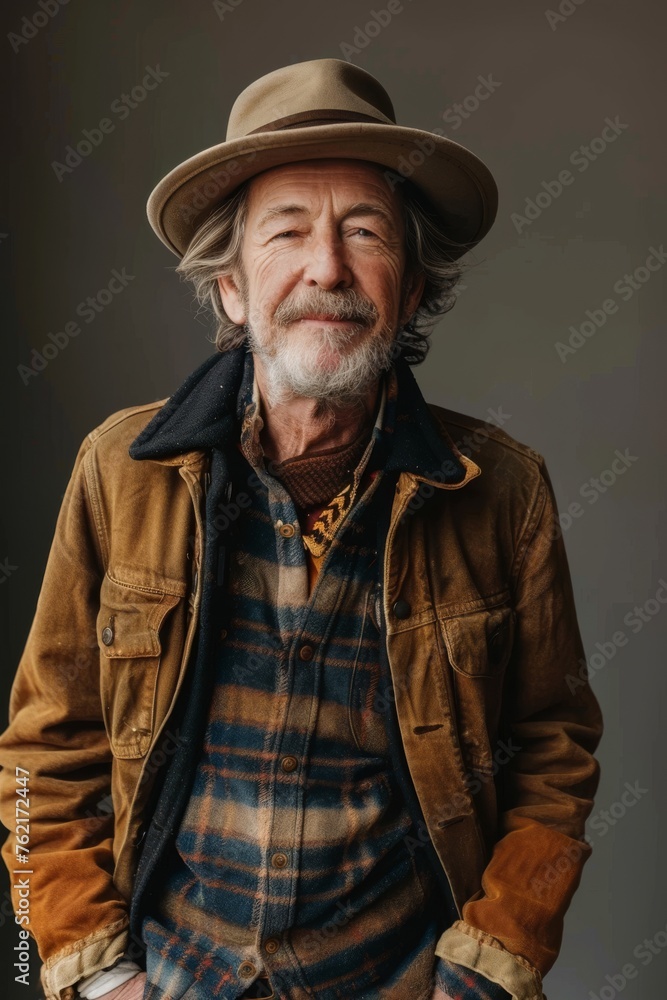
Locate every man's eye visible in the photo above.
<box><xmin>353</xmin><ymin>228</ymin><xmax>378</xmax><ymax>238</ymax></box>
<box><xmin>271</xmin><ymin>230</ymin><xmax>297</xmax><ymax>240</ymax></box>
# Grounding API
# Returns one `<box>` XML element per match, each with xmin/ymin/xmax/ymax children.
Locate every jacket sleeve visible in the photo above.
<box><xmin>435</xmin><ymin>458</ymin><xmax>604</xmax><ymax>999</ymax></box>
<box><xmin>0</xmin><ymin>434</ymin><xmax>131</xmax><ymax>999</ymax></box>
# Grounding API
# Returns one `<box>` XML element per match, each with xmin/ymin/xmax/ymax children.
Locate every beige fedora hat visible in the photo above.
<box><xmin>147</xmin><ymin>58</ymin><xmax>498</xmax><ymax>260</ymax></box>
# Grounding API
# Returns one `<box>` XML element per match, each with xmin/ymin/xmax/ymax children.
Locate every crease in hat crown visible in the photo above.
<box><xmin>147</xmin><ymin>57</ymin><xmax>499</xmax><ymax>260</ymax></box>
<box><xmin>225</xmin><ymin>59</ymin><xmax>397</xmax><ymax>139</ymax></box>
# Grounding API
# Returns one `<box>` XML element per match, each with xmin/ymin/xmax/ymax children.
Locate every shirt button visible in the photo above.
<box><xmin>392</xmin><ymin>599</ymin><xmax>412</xmax><ymax>619</ymax></box>
<box><xmin>238</xmin><ymin>961</ymin><xmax>256</xmax><ymax>979</ymax></box>
<box><xmin>264</xmin><ymin>938</ymin><xmax>280</xmax><ymax>954</ymax></box>
<box><xmin>271</xmin><ymin>852</ymin><xmax>288</xmax><ymax>868</ymax></box>
<box><xmin>278</xmin><ymin>523</ymin><xmax>295</xmax><ymax>538</ymax></box>
<box><xmin>298</xmin><ymin>644</ymin><xmax>314</xmax><ymax>661</ymax></box>
<box><xmin>281</xmin><ymin>756</ymin><xmax>298</xmax><ymax>773</ymax></box>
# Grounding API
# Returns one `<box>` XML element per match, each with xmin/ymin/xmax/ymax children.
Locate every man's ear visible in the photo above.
<box><xmin>399</xmin><ymin>269</ymin><xmax>426</xmax><ymax>327</ymax></box>
<box><xmin>216</xmin><ymin>273</ymin><xmax>247</xmax><ymax>326</ymax></box>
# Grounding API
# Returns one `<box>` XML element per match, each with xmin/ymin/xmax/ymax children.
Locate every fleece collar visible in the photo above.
<box><xmin>128</xmin><ymin>346</ymin><xmax>473</xmax><ymax>486</ymax></box>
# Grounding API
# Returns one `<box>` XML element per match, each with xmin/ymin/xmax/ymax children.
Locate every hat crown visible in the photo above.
<box><xmin>226</xmin><ymin>58</ymin><xmax>396</xmax><ymax>140</ymax></box>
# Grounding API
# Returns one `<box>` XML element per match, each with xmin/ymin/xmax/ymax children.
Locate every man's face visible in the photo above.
<box><xmin>217</xmin><ymin>158</ymin><xmax>424</xmax><ymax>408</ymax></box>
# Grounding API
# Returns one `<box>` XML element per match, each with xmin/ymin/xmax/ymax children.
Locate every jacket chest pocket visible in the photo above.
<box><xmin>97</xmin><ymin>574</ymin><xmax>182</xmax><ymax>758</ymax></box>
<box><xmin>439</xmin><ymin>600</ymin><xmax>515</xmax><ymax>775</ymax></box>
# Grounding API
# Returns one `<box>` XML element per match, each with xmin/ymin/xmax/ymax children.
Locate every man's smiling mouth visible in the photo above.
<box><xmin>297</xmin><ymin>314</ymin><xmax>363</xmax><ymax>323</ymax></box>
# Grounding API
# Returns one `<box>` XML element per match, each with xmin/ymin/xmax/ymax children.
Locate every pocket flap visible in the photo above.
<box><xmin>98</xmin><ymin>575</ymin><xmax>181</xmax><ymax>658</ymax></box>
<box><xmin>441</xmin><ymin>604</ymin><xmax>515</xmax><ymax>677</ymax></box>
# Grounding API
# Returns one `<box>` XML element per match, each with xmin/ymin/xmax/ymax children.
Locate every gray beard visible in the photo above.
<box><xmin>245</xmin><ymin>321</ymin><xmax>398</xmax><ymax>420</ymax></box>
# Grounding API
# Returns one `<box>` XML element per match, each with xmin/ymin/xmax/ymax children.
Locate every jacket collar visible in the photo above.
<box><xmin>128</xmin><ymin>346</ymin><xmax>479</xmax><ymax>487</ymax></box>
<box><xmin>384</xmin><ymin>355</ymin><xmax>479</xmax><ymax>486</ymax></box>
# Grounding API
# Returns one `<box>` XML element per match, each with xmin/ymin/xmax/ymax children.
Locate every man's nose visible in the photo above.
<box><xmin>301</xmin><ymin>232</ymin><xmax>352</xmax><ymax>289</ymax></box>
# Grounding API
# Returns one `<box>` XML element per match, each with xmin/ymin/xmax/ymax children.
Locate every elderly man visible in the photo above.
<box><xmin>0</xmin><ymin>60</ymin><xmax>602</xmax><ymax>1000</ymax></box>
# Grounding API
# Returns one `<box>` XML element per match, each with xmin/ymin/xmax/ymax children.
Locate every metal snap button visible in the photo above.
<box><xmin>264</xmin><ymin>938</ymin><xmax>280</xmax><ymax>954</ymax></box>
<box><xmin>271</xmin><ymin>852</ymin><xmax>288</xmax><ymax>868</ymax></box>
<box><xmin>238</xmin><ymin>961</ymin><xmax>257</xmax><ymax>979</ymax></box>
<box><xmin>278</xmin><ymin>523</ymin><xmax>295</xmax><ymax>538</ymax></box>
<box><xmin>101</xmin><ymin>625</ymin><xmax>114</xmax><ymax>646</ymax></box>
<box><xmin>392</xmin><ymin>599</ymin><xmax>411</xmax><ymax>619</ymax></box>
<box><xmin>281</xmin><ymin>756</ymin><xmax>298</xmax><ymax>772</ymax></box>
<box><xmin>298</xmin><ymin>644</ymin><xmax>314</xmax><ymax>661</ymax></box>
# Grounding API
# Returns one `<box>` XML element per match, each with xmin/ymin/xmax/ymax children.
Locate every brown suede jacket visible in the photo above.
<box><xmin>0</xmin><ymin>352</ymin><xmax>603</xmax><ymax>1000</ymax></box>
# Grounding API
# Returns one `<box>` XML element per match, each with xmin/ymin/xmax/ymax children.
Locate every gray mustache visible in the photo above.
<box><xmin>273</xmin><ymin>290</ymin><xmax>379</xmax><ymax>326</ymax></box>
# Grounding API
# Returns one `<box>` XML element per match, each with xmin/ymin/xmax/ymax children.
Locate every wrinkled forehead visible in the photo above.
<box><xmin>245</xmin><ymin>157</ymin><xmax>404</xmax><ymax>220</ymax></box>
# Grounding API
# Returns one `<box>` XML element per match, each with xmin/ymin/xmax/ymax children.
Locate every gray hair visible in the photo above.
<box><xmin>175</xmin><ymin>168</ymin><xmax>478</xmax><ymax>364</ymax></box>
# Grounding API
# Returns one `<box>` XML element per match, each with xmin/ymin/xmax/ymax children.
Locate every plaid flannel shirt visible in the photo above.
<box><xmin>139</xmin><ymin>350</ymin><xmax>510</xmax><ymax>1000</ymax></box>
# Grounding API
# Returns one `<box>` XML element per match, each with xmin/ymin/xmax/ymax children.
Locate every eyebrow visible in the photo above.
<box><xmin>256</xmin><ymin>202</ymin><xmax>397</xmax><ymax>232</ymax></box>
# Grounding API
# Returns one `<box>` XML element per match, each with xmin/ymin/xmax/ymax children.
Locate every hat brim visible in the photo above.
<box><xmin>147</xmin><ymin>122</ymin><xmax>498</xmax><ymax>260</ymax></box>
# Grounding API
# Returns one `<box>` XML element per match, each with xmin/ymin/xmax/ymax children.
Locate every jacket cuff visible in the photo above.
<box><xmin>39</xmin><ymin>919</ymin><xmax>131</xmax><ymax>1000</ymax></box>
<box><xmin>76</xmin><ymin>955</ymin><xmax>142</xmax><ymax>998</ymax></box>
<box><xmin>435</xmin><ymin>956</ymin><xmax>512</xmax><ymax>998</ymax></box>
<box><xmin>435</xmin><ymin>921</ymin><xmax>544</xmax><ymax>1000</ymax></box>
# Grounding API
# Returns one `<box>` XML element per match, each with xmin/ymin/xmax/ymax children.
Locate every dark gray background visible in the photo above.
<box><xmin>2</xmin><ymin>0</ymin><xmax>665</xmax><ymax>997</ymax></box>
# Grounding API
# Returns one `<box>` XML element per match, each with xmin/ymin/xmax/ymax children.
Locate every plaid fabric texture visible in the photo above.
<box><xmin>141</xmin><ymin>350</ymin><xmax>509</xmax><ymax>1000</ymax></box>
<box><xmin>435</xmin><ymin>959</ymin><xmax>512</xmax><ymax>1000</ymax></box>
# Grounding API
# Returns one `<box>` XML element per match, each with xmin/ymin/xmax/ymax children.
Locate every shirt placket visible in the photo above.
<box><xmin>265</xmin><ymin>488</ymin><xmax>388</xmax><ymax>1000</ymax></box>
<box><xmin>236</xmin><ymin>365</ymin><xmax>391</xmax><ymax>998</ymax></box>
<box><xmin>244</xmin><ymin>465</ymin><xmax>319</xmax><ymax>999</ymax></box>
